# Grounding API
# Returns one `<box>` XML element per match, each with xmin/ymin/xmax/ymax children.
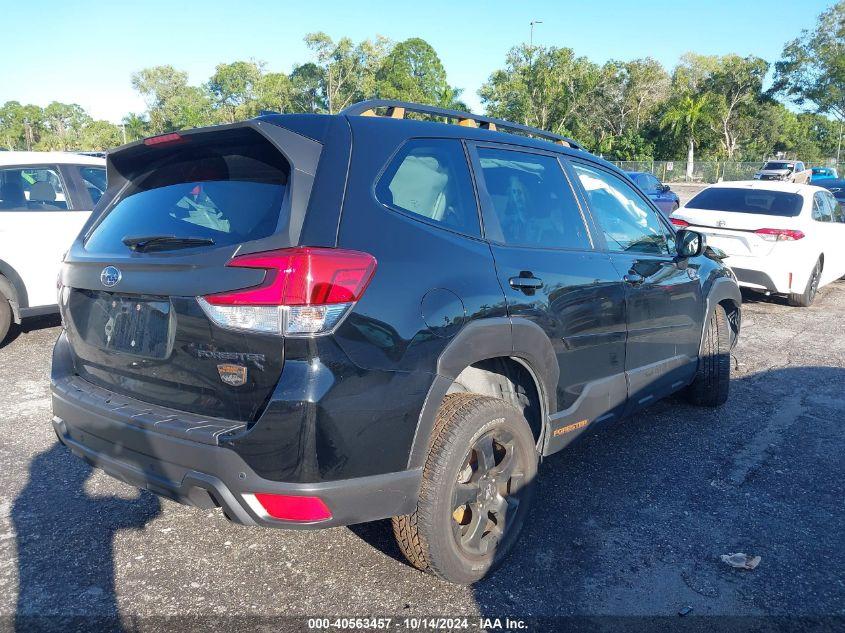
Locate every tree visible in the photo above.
<box><xmin>121</xmin><ymin>113</ymin><xmax>149</xmax><ymax>142</ymax></box>
<box><xmin>375</xmin><ymin>38</ymin><xmax>462</xmax><ymax>108</ymax></box>
<box><xmin>255</xmin><ymin>72</ymin><xmax>295</xmax><ymax>113</ymax></box>
<box><xmin>131</xmin><ymin>65</ymin><xmax>215</xmax><ymax>132</ymax></box>
<box><xmin>303</xmin><ymin>32</ymin><xmax>389</xmax><ymax>113</ymax></box>
<box><xmin>480</xmin><ymin>45</ymin><xmax>605</xmax><ymax>137</ymax></box>
<box><xmin>38</xmin><ymin>102</ymin><xmax>91</xmax><ymax>150</ymax></box>
<box><xmin>675</xmin><ymin>53</ymin><xmax>768</xmax><ymax>158</ymax></box>
<box><xmin>773</xmin><ymin>1</ymin><xmax>845</xmax><ymax>160</ymax></box>
<box><xmin>660</xmin><ymin>94</ymin><xmax>715</xmax><ymax>178</ymax></box>
<box><xmin>0</xmin><ymin>101</ymin><xmax>44</xmax><ymax>150</ymax></box>
<box><xmin>79</xmin><ymin>120</ymin><xmax>122</xmax><ymax>150</ymax></box>
<box><xmin>289</xmin><ymin>63</ymin><xmax>326</xmax><ymax>113</ymax></box>
<box><xmin>208</xmin><ymin>60</ymin><xmax>263</xmax><ymax>122</ymax></box>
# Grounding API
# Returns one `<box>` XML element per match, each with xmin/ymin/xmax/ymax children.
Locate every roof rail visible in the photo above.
<box><xmin>341</xmin><ymin>99</ymin><xmax>582</xmax><ymax>150</ymax></box>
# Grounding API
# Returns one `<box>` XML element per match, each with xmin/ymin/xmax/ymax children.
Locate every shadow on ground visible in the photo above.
<box><xmin>12</xmin><ymin>444</ymin><xmax>161</xmax><ymax>631</ymax></box>
<box><xmin>1</xmin><ymin>314</ymin><xmax>61</xmax><ymax>350</ymax></box>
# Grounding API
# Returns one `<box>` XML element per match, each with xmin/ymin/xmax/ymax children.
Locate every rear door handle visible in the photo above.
<box><xmin>509</xmin><ymin>275</ymin><xmax>544</xmax><ymax>291</ymax></box>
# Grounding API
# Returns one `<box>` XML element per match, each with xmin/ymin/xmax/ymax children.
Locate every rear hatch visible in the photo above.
<box><xmin>673</xmin><ymin>186</ymin><xmax>805</xmax><ymax>258</ymax></box>
<box><xmin>59</xmin><ymin>123</ymin><xmax>321</xmax><ymax>422</ymax></box>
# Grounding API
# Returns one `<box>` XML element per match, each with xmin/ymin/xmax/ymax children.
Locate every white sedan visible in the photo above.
<box><xmin>671</xmin><ymin>180</ymin><xmax>845</xmax><ymax>307</ymax></box>
<box><xmin>0</xmin><ymin>151</ymin><xmax>106</xmax><ymax>342</ymax></box>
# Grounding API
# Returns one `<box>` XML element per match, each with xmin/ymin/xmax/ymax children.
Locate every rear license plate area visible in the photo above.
<box><xmin>69</xmin><ymin>289</ymin><xmax>173</xmax><ymax>359</ymax></box>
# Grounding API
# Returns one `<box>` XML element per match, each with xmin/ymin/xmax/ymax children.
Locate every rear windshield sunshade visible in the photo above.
<box><xmin>85</xmin><ymin>128</ymin><xmax>289</xmax><ymax>253</ymax></box>
<box><xmin>686</xmin><ymin>188</ymin><xmax>803</xmax><ymax>217</ymax></box>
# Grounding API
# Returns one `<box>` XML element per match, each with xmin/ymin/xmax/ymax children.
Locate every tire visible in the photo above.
<box><xmin>0</xmin><ymin>294</ymin><xmax>11</xmax><ymax>345</ymax></box>
<box><xmin>393</xmin><ymin>393</ymin><xmax>538</xmax><ymax>584</ymax></box>
<box><xmin>685</xmin><ymin>304</ymin><xmax>730</xmax><ymax>407</ymax></box>
<box><xmin>671</xmin><ymin>202</ymin><xmax>679</xmax><ymax>213</ymax></box>
<box><xmin>788</xmin><ymin>259</ymin><xmax>822</xmax><ymax>307</ymax></box>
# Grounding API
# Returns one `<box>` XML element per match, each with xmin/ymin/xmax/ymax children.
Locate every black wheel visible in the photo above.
<box><xmin>0</xmin><ymin>294</ymin><xmax>11</xmax><ymax>344</ymax></box>
<box><xmin>788</xmin><ymin>259</ymin><xmax>821</xmax><ymax>307</ymax></box>
<box><xmin>393</xmin><ymin>393</ymin><xmax>537</xmax><ymax>584</ymax></box>
<box><xmin>671</xmin><ymin>202</ymin><xmax>679</xmax><ymax>212</ymax></box>
<box><xmin>685</xmin><ymin>304</ymin><xmax>730</xmax><ymax>407</ymax></box>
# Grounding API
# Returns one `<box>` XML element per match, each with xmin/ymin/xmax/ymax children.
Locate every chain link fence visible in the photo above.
<box><xmin>611</xmin><ymin>160</ymin><xmax>845</xmax><ymax>184</ymax></box>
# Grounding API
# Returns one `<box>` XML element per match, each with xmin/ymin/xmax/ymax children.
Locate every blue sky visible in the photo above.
<box><xmin>0</xmin><ymin>0</ymin><xmax>833</xmax><ymax>122</ymax></box>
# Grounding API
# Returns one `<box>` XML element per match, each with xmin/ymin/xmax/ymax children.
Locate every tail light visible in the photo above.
<box><xmin>198</xmin><ymin>247</ymin><xmax>377</xmax><ymax>336</ymax></box>
<box><xmin>755</xmin><ymin>228</ymin><xmax>805</xmax><ymax>242</ymax></box>
<box><xmin>248</xmin><ymin>493</ymin><xmax>332</xmax><ymax>522</ymax></box>
<box><xmin>670</xmin><ymin>218</ymin><xmax>690</xmax><ymax>228</ymax></box>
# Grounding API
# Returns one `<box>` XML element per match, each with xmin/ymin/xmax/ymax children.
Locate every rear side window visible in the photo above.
<box><xmin>376</xmin><ymin>139</ymin><xmax>479</xmax><ymax>237</ymax></box>
<box><xmin>0</xmin><ymin>166</ymin><xmax>68</xmax><ymax>211</ymax></box>
<box><xmin>79</xmin><ymin>166</ymin><xmax>107</xmax><ymax>205</ymax></box>
<box><xmin>686</xmin><ymin>187</ymin><xmax>803</xmax><ymax>217</ymax></box>
<box><xmin>476</xmin><ymin>147</ymin><xmax>591</xmax><ymax>250</ymax></box>
<box><xmin>85</xmin><ymin>129</ymin><xmax>289</xmax><ymax>253</ymax></box>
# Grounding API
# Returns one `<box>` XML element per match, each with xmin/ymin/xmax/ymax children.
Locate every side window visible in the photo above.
<box><xmin>376</xmin><ymin>139</ymin><xmax>479</xmax><ymax>237</ymax></box>
<box><xmin>0</xmin><ymin>166</ymin><xmax>68</xmax><ymax>211</ymax></box>
<box><xmin>646</xmin><ymin>175</ymin><xmax>661</xmax><ymax>194</ymax></box>
<box><xmin>827</xmin><ymin>194</ymin><xmax>844</xmax><ymax>222</ymax></box>
<box><xmin>79</xmin><ymin>166</ymin><xmax>107</xmax><ymax>206</ymax></box>
<box><xmin>571</xmin><ymin>162</ymin><xmax>675</xmax><ymax>255</ymax></box>
<box><xmin>812</xmin><ymin>193</ymin><xmax>832</xmax><ymax>222</ymax></box>
<box><xmin>475</xmin><ymin>147</ymin><xmax>592</xmax><ymax>250</ymax></box>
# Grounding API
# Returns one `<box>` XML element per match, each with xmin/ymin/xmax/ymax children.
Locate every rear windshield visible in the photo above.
<box><xmin>85</xmin><ymin>129</ymin><xmax>288</xmax><ymax>253</ymax></box>
<box><xmin>686</xmin><ymin>187</ymin><xmax>804</xmax><ymax>217</ymax></box>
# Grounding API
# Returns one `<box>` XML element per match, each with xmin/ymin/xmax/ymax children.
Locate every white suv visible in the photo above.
<box><xmin>0</xmin><ymin>152</ymin><xmax>106</xmax><ymax>342</ymax></box>
<box><xmin>671</xmin><ymin>180</ymin><xmax>845</xmax><ymax>306</ymax></box>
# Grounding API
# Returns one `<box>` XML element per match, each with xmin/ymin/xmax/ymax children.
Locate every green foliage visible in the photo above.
<box><xmin>1</xmin><ymin>13</ymin><xmax>842</xmax><ymax>159</ymax></box>
<box><xmin>773</xmin><ymin>1</ymin><xmax>845</xmax><ymax>121</ymax></box>
<box><xmin>375</xmin><ymin>38</ymin><xmax>461</xmax><ymax>108</ymax></box>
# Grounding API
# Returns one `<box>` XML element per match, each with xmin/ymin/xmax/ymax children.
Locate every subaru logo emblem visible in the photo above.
<box><xmin>717</xmin><ymin>220</ymin><xmax>726</xmax><ymax>227</ymax></box>
<box><xmin>100</xmin><ymin>266</ymin><xmax>122</xmax><ymax>288</ymax></box>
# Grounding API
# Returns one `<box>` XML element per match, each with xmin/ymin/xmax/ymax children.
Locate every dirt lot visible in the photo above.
<box><xmin>1</xmin><ymin>281</ymin><xmax>844</xmax><ymax>630</ymax></box>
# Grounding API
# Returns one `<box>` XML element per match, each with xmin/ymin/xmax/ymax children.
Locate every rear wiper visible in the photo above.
<box><xmin>122</xmin><ymin>235</ymin><xmax>215</xmax><ymax>252</ymax></box>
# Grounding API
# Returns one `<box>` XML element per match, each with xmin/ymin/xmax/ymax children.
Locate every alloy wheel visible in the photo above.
<box><xmin>450</xmin><ymin>430</ymin><xmax>527</xmax><ymax>557</ymax></box>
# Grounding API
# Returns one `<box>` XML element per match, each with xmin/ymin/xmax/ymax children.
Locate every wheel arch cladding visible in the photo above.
<box><xmin>407</xmin><ymin>317</ymin><xmax>558</xmax><ymax>469</ymax></box>
<box><xmin>704</xmin><ymin>276</ymin><xmax>742</xmax><ymax>348</ymax></box>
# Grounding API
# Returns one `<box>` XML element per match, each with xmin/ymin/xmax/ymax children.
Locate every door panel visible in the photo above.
<box><xmin>568</xmin><ymin>160</ymin><xmax>703</xmax><ymax>413</ymax></box>
<box><xmin>468</xmin><ymin>143</ymin><xmax>628</xmax><ymax>451</ymax></box>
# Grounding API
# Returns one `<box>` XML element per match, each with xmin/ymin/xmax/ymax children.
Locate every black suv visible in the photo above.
<box><xmin>52</xmin><ymin>100</ymin><xmax>741</xmax><ymax>584</ymax></box>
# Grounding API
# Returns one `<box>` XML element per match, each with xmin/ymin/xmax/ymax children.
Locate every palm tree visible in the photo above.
<box><xmin>661</xmin><ymin>94</ymin><xmax>712</xmax><ymax>180</ymax></box>
<box><xmin>121</xmin><ymin>113</ymin><xmax>149</xmax><ymax>143</ymax></box>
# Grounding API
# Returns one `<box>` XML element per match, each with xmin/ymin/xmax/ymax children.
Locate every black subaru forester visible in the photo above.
<box><xmin>52</xmin><ymin>100</ymin><xmax>741</xmax><ymax>584</ymax></box>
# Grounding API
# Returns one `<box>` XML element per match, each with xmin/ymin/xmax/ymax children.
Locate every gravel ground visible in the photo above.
<box><xmin>1</xmin><ymin>281</ymin><xmax>844</xmax><ymax>631</ymax></box>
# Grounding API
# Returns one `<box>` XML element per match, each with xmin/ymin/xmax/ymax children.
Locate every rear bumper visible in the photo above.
<box><xmin>724</xmin><ymin>253</ymin><xmax>814</xmax><ymax>294</ymax></box>
<box><xmin>51</xmin><ymin>339</ymin><xmax>421</xmax><ymax>529</ymax></box>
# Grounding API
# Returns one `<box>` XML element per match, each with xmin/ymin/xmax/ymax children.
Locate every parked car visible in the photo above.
<box><xmin>817</xmin><ymin>178</ymin><xmax>845</xmax><ymax>203</ymax></box>
<box><xmin>626</xmin><ymin>171</ymin><xmax>680</xmax><ymax>217</ymax></box>
<box><xmin>52</xmin><ymin>100</ymin><xmax>741</xmax><ymax>584</ymax></box>
<box><xmin>0</xmin><ymin>151</ymin><xmax>106</xmax><ymax>343</ymax></box>
<box><xmin>753</xmin><ymin>159</ymin><xmax>812</xmax><ymax>183</ymax></box>
<box><xmin>671</xmin><ymin>180</ymin><xmax>845</xmax><ymax>306</ymax></box>
<box><xmin>810</xmin><ymin>166</ymin><xmax>839</xmax><ymax>182</ymax></box>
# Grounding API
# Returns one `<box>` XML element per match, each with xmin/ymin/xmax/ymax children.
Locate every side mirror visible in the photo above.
<box><xmin>660</xmin><ymin>184</ymin><xmax>671</xmax><ymax>193</ymax></box>
<box><xmin>676</xmin><ymin>229</ymin><xmax>706</xmax><ymax>258</ymax></box>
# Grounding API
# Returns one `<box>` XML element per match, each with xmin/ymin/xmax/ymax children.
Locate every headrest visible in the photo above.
<box><xmin>29</xmin><ymin>181</ymin><xmax>56</xmax><ymax>202</ymax></box>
